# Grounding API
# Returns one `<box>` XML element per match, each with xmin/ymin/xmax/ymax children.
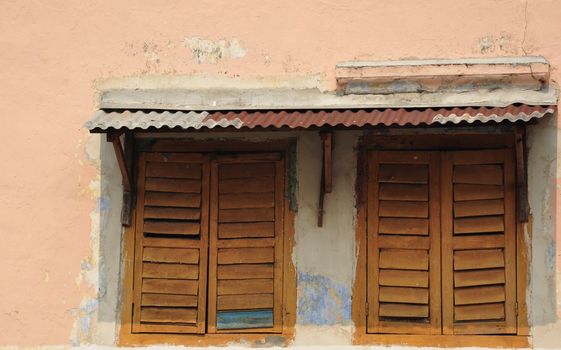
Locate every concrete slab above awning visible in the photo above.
<box><xmin>85</xmin><ymin>104</ymin><xmax>556</xmax><ymax>132</ymax></box>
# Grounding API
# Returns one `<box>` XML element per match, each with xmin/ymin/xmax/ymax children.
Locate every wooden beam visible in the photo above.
<box><xmin>318</xmin><ymin>132</ymin><xmax>333</xmax><ymax>227</ymax></box>
<box><xmin>107</xmin><ymin>132</ymin><xmax>132</xmax><ymax>192</ymax></box>
<box><xmin>514</xmin><ymin>126</ymin><xmax>529</xmax><ymax>222</ymax></box>
<box><xmin>321</xmin><ymin>132</ymin><xmax>333</xmax><ymax>193</ymax></box>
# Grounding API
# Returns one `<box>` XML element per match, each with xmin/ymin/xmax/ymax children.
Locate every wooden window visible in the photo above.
<box><xmin>363</xmin><ymin>148</ymin><xmax>523</xmax><ymax>343</ymax></box>
<box><xmin>122</xmin><ymin>148</ymin><xmax>293</xmax><ymax>343</ymax></box>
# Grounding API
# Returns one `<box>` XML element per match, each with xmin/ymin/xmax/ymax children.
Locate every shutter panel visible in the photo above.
<box><xmin>367</xmin><ymin>151</ymin><xmax>441</xmax><ymax>334</ymax></box>
<box><xmin>208</xmin><ymin>153</ymin><xmax>284</xmax><ymax>333</ymax></box>
<box><xmin>132</xmin><ymin>153</ymin><xmax>209</xmax><ymax>334</ymax></box>
<box><xmin>441</xmin><ymin>149</ymin><xmax>516</xmax><ymax>335</ymax></box>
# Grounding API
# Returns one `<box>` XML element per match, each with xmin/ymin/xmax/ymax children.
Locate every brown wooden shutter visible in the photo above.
<box><xmin>207</xmin><ymin>153</ymin><xmax>284</xmax><ymax>333</ymax></box>
<box><xmin>441</xmin><ymin>149</ymin><xmax>516</xmax><ymax>335</ymax></box>
<box><xmin>132</xmin><ymin>153</ymin><xmax>209</xmax><ymax>334</ymax></box>
<box><xmin>367</xmin><ymin>151</ymin><xmax>441</xmax><ymax>334</ymax></box>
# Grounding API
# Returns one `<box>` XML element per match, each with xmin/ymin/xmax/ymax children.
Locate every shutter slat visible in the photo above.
<box><xmin>454</xmin><ymin>184</ymin><xmax>504</xmax><ymax>201</ymax></box>
<box><xmin>378</xmin><ymin>164</ymin><xmax>428</xmax><ymax>184</ymax></box>
<box><xmin>219</xmin><ymin>163</ymin><xmax>275</xmax><ymax>179</ymax></box>
<box><xmin>379</xmin><ymin>183</ymin><xmax>428</xmax><ymax>201</ymax></box>
<box><xmin>146</xmin><ymin>162</ymin><xmax>201</xmax><ymax>179</ymax></box>
<box><xmin>145</xmin><ymin>192</ymin><xmax>201</xmax><ymax>208</ymax></box>
<box><xmin>142</xmin><ymin>263</ymin><xmax>199</xmax><ymax>279</ymax></box>
<box><xmin>454</xmin><ymin>199</ymin><xmax>504</xmax><ymax>218</ymax></box>
<box><xmin>145</xmin><ymin>178</ymin><xmax>201</xmax><ymax>193</ymax></box>
<box><xmin>142</xmin><ymin>293</ymin><xmax>198</xmax><ymax>307</ymax></box>
<box><xmin>379</xmin><ymin>249</ymin><xmax>429</xmax><ymax>270</ymax></box>
<box><xmin>143</xmin><ymin>247</ymin><xmax>199</xmax><ymax>264</ymax></box>
<box><xmin>218</xmin><ymin>279</ymin><xmax>274</xmax><ymax>295</ymax></box>
<box><xmin>379</xmin><ymin>287</ymin><xmax>429</xmax><ymax>304</ymax></box>
<box><xmin>452</xmin><ymin>234</ymin><xmax>505</xmax><ymax>250</ymax></box>
<box><xmin>142</xmin><ymin>279</ymin><xmax>199</xmax><ymax>295</ymax></box>
<box><xmin>454</xmin><ymin>285</ymin><xmax>505</xmax><ymax>305</ymax></box>
<box><xmin>219</xmin><ymin>177</ymin><xmax>274</xmax><ymax>193</ymax></box>
<box><xmin>140</xmin><ymin>307</ymin><xmax>198</xmax><ymax>323</ymax></box>
<box><xmin>454</xmin><ymin>249</ymin><xmax>504</xmax><ymax>270</ymax></box>
<box><xmin>454</xmin><ymin>268</ymin><xmax>505</xmax><ymax>287</ymax></box>
<box><xmin>453</xmin><ymin>216</ymin><xmax>505</xmax><ymax>234</ymax></box>
<box><xmin>219</xmin><ymin>208</ymin><xmax>275</xmax><ymax>223</ymax></box>
<box><xmin>378</xmin><ymin>218</ymin><xmax>429</xmax><ymax>235</ymax></box>
<box><xmin>454</xmin><ymin>303</ymin><xmax>505</xmax><ymax>321</ymax></box>
<box><xmin>218</xmin><ymin>222</ymin><xmax>275</xmax><ymax>238</ymax></box>
<box><xmin>379</xmin><ymin>201</ymin><xmax>429</xmax><ymax>218</ymax></box>
<box><xmin>219</xmin><ymin>193</ymin><xmax>275</xmax><ymax>209</ymax></box>
<box><xmin>144</xmin><ymin>207</ymin><xmax>201</xmax><ymax>220</ymax></box>
<box><xmin>378</xmin><ymin>235</ymin><xmax>430</xmax><ymax>250</ymax></box>
<box><xmin>218</xmin><ymin>264</ymin><xmax>274</xmax><ymax>280</ymax></box>
<box><xmin>453</xmin><ymin>165</ymin><xmax>503</xmax><ymax>185</ymax></box>
<box><xmin>379</xmin><ymin>270</ymin><xmax>429</xmax><ymax>288</ymax></box>
<box><xmin>217</xmin><ymin>294</ymin><xmax>274</xmax><ymax>311</ymax></box>
<box><xmin>144</xmin><ymin>221</ymin><xmax>200</xmax><ymax>235</ymax></box>
<box><xmin>218</xmin><ymin>247</ymin><xmax>274</xmax><ymax>264</ymax></box>
<box><xmin>379</xmin><ymin>303</ymin><xmax>429</xmax><ymax>318</ymax></box>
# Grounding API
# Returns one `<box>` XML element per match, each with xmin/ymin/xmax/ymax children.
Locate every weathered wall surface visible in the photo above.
<box><xmin>1</xmin><ymin>0</ymin><xmax>561</xmax><ymax>348</ymax></box>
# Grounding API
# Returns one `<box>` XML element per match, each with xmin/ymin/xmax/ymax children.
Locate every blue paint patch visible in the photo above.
<box><xmin>297</xmin><ymin>272</ymin><xmax>351</xmax><ymax>325</ymax></box>
<box><xmin>217</xmin><ymin>309</ymin><xmax>273</xmax><ymax>330</ymax></box>
<box><xmin>99</xmin><ymin>197</ymin><xmax>110</xmax><ymax>212</ymax></box>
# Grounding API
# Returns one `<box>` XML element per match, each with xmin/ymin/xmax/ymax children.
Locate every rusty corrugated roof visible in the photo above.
<box><xmin>85</xmin><ymin>105</ymin><xmax>556</xmax><ymax>132</ymax></box>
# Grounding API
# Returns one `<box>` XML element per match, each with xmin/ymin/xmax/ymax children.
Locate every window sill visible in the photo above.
<box><xmin>353</xmin><ymin>334</ymin><xmax>530</xmax><ymax>348</ymax></box>
<box><xmin>118</xmin><ymin>332</ymin><xmax>293</xmax><ymax>347</ymax></box>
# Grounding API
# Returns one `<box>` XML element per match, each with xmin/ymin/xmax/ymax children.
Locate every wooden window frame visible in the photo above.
<box><xmin>118</xmin><ymin>139</ymin><xmax>296</xmax><ymax>346</ymax></box>
<box><xmin>352</xmin><ymin>131</ymin><xmax>530</xmax><ymax>348</ymax></box>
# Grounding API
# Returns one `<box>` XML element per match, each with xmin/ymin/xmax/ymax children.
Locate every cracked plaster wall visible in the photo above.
<box><xmin>1</xmin><ymin>0</ymin><xmax>561</xmax><ymax>348</ymax></box>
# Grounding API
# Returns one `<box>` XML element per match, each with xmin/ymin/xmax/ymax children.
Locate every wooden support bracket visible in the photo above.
<box><xmin>318</xmin><ymin>132</ymin><xmax>333</xmax><ymax>227</ymax></box>
<box><xmin>514</xmin><ymin>126</ymin><xmax>529</xmax><ymax>222</ymax></box>
<box><xmin>107</xmin><ymin>131</ymin><xmax>134</xmax><ymax>226</ymax></box>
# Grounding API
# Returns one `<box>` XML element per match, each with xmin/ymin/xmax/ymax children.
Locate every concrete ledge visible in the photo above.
<box><xmin>99</xmin><ymin>84</ymin><xmax>559</xmax><ymax>111</ymax></box>
<box><xmin>336</xmin><ymin>56</ymin><xmax>550</xmax><ymax>95</ymax></box>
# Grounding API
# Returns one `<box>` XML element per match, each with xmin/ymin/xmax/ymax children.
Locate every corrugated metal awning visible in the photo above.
<box><xmin>85</xmin><ymin>104</ymin><xmax>556</xmax><ymax>132</ymax></box>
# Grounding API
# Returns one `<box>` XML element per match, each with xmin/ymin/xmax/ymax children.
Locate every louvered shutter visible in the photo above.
<box><xmin>208</xmin><ymin>153</ymin><xmax>284</xmax><ymax>333</ymax></box>
<box><xmin>367</xmin><ymin>151</ymin><xmax>441</xmax><ymax>334</ymax></box>
<box><xmin>441</xmin><ymin>149</ymin><xmax>516</xmax><ymax>335</ymax></box>
<box><xmin>132</xmin><ymin>153</ymin><xmax>209</xmax><ymax>334</ymax></box>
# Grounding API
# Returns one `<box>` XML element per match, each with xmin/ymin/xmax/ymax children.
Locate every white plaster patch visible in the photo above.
<box><xmin>183</xmin><ymin>37</ymin><xmax>247</xmax><ymax>64</ymax></box>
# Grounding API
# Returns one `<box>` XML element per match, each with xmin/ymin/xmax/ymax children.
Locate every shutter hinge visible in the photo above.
<box><xmin>515</xmin><ymin>302</ymin><xmax>519</xmax><ymax>316</ymax></box>
<box><xmin>366</xmin><ymin>302</ymin><xmax>369</xmax><ymax>316</ymax></box>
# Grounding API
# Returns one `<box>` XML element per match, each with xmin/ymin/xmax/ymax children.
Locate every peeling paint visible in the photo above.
<box><xmin>297</xmin><ymin>272</ymin><xmax>351</xmax><ymax>325</ymax></box>
<box><xmin>184</xmin><ymin>37</ymin><xmax>247</xmax><ymax>64</ymax></box>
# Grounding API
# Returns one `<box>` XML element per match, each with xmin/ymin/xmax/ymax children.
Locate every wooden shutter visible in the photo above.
<box><xmin>367</xmin><ymin>151</ymin><xmax>441</xmax><ymax>334</ymax></box>
<box><xmin>132</xmin><ymin>153</ymin><xmax>209</xmax><ymax>334</ymax></box>
<box><xmin>441</xmin><ymin>149</ymin><xmax>516</xmax><ymax>335</ymax></box>
<box><xmin>208</xmin><ymin>153</ymin><xmax>284</xmax><ymax>333</ymax></box>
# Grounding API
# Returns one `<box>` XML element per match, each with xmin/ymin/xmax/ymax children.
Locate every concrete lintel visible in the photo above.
<box><xmin>336</xmin><ymin>56</ymin><xmax>550</xmax><ymax>95</ymax></box>
<box><xmin>99</xmin><ymin>84</ymin><xmax>558</xmax><ymax>111</ymax></box>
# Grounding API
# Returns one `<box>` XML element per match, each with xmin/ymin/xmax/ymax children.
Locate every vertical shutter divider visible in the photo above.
<box><xmin>131</xmin><ymin>153</ymin><xmax>148</xmax><ymax>333</ymax></box>
<box><xmin>207</xmin><ymin>158</ymin><xmax>219</xmax><ymax>334</ymax></box>
<box><xmin>428</xmin><ymin>152</ymin><xmax>442</xmax><ymax>335</ymax></box>
<box><xmin>440</xmin><ymin>152</ymin><xmax>454</xmax><ymax>335</ymax></box>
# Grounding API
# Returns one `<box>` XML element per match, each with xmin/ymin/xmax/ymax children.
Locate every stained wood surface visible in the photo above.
<box><xmin>132</xmin><ymin>153</ymin><xmax>209</xmax><ymax>334</ymax></box>
<box><xmin>208</xmin><ymin>155</ymin><xmax>284</xmax><ymax>333</ymax></box>
<box><xmin>367</xmin><ymin>152</ymin><xmax>439</xmax><ymax>335</ymax></box>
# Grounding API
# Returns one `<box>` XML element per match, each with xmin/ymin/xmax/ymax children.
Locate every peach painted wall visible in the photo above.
<box><xmin>1</xmin><ymin>0</ymin><xmax>560</xmax><ymax>346</ymax></box>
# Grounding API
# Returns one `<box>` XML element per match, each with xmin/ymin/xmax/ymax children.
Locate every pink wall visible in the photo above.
<box><xmin>1</xmin><ymin>0</ymin><xmax>560</xmax><ymax>346</ymax></box>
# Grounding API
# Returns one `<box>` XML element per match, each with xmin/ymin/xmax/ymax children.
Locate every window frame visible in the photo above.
<box><xmin>118</xmin><ymin>138</ymin><xmax>297</xmax><ymax>346</ymax></box>
<box><xmin>352</xmin><ymin>131</ymin><xmax>530</xmax><ymax>348</ymax></box>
